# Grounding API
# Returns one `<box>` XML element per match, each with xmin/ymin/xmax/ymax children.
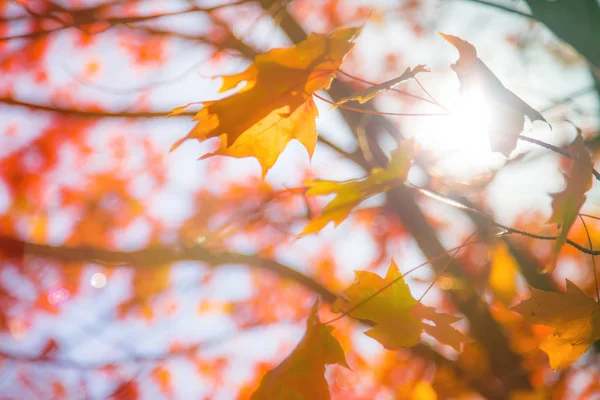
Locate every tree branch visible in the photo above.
<box><xmin>0</xmin><ymin>235</ymin><xmax>334</xmax><ymax>301</ymax></box>
<box><xmin>458</xmin><ymin>0</ymin><xmax>533</xmax><ymax>19</ymax></box>
<box><xmin>0</xmin><ymin>97</ymin><xmax>194</xmax><ymax>119</ymax></box>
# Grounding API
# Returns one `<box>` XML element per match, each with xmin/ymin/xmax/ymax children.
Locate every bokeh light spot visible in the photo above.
<box><xmin>90</xmin><ymin>272</ymin><xmax>107</xmax><ymax>289</ymax></box>
<box><xmin>47</xmin><ymin>288</ymin><xmax>70</xmax><ymax>306</ymax></box>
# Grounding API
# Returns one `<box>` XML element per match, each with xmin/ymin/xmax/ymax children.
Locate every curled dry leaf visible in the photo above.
<box><xmin>439</xmin><ymin>33</ymin><xmax>547</xmax><ymax>156</ymax></box>
<box><xmin>546</xmin><ymin>132</ymin><xmax>593</xmax><ymax>273</ymax></box>
<box><xmin>334</xmin><ymin>64</ymin><xmax>430</xmax><ymax>105</ymax></box>
<box><xmin>513</xmin><ymin>280</ymin><xmax>600</xmax><ymax>369</ymax></box>
<box><xmin>171</xmin><ymin>27</ymin><xmax>360</xmax><ymax>175</ymax></box>
<box><xmin>301</xmin><ymin>138</ymin><xmax>417</xmax><ymax>235</ymax></box>
<box><xmin>332</xmin><ymin>261</ymin><xmax>465</xmax><ymax>351</ymax></box>
<box><xmin>251</xmin><ymin>300</ymin><xmax>348</xmax><ymax>400</ymax></box>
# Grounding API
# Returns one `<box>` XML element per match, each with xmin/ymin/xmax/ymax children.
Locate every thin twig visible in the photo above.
<box><xmin>313</xmin><ymin>93</ymin><xmax>446</xmax><ymax>117</ymax></box>
<box><xmin>417</xmin><ymin>231</ymin><xmax>478</xmax><ymax>301</ymax></box>
<box><xmin>580</xmin><ymin>214</ymin><xmax>600</xmax><ymax>222</ymax></box>
<box><xmin>518</xmin><ymin>134</ymin><xmax>600</xmax><ymax>182</ymax></box>
<box><xmin>541</xmin><ymin>86</ymin><xmax>596</xmax><ymax>113</ymax></box>
<box><xmin>408</xmin><ymin>184</ymin><xmax>600</xmax><ymax>256</ymax></box>
<box><xmin>414</xmin><ymin>76</ymin><xmax>448</xmax><ymax>112</ymax></box>
<box><xmin>518</xmin><ymin>135</ymin><xmax>572</xmax><ymax>158</ymax></box>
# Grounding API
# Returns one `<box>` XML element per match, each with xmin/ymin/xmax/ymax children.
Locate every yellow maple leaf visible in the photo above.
<box><xmin>512</xmin><ymin>280</ymin><xmax>600</xmax><ymax>369</ymax></box>
<box><xmin>546</xmin><ymin>132</ymin><xmax>593</xmax><ymax>272</ymax></box>
<box><xmin>301</xmin><ymin>138</ymin><xmax>417</xmax><ymax>235</ymax></box>
<box><xmin>332</xmin><ymin>261</ymin><xmax>465</xmax><ymax>350</ymax></box>
<box><xmin>251</xmin><ymin>300</ymin><xmax>348</xmax><ymax>400</ymax></box>
<box><xmin>488</xmin><ymin>243</ymin><xmax>518</xmax><ymax>305</ymax></box>
<box><xmin>439</xmin><ymin>33</ymin><xmax>546</xmax><ymax>156</ymax></box>
<box><xmin>171</xmin><ymin>27</ymin><xmax>359</xmax><ymax>175</ymax></box>
<box><xmin>334</xmin><ymin>64</ymin><xmax>430</xmax><ymax>105</ymax></box>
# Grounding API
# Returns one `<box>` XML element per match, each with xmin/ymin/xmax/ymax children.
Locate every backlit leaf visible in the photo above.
<box><xmin>251</xmin><ymin>300</ymin><xmax>348</xmax><ymax>400</ymax></box>
<box><xmin>440</xmin><ymin>32</ymin><xmax>547</xmax><ymax>156</ymax></box>
<box><xmin>512</xmin><ymin>280</ymin><xmax>600</xmax><ymax>369</ymax></box>
<box><xmin>489</xmin><ymin>243</ymin><xmax>518</xmax><ymax>305</ymax></box>
<box><xmin>301</xmin><ymin>138</ymin><xmax>417</xmax><ymax>235</ymax></box>
<box><xmin>546</xmin><ymin>132</ymin><xmax>593</xmax><ymax>272</ymax></box>
<box><xmin>416</xmin><ymin>304</ymin><xmax>465</xmax><ymax>352</ymax></box>
<box><xmin>334</xmin><ymin>64</ymin><xmax>430</xmax><ymax>105</ymax></box>
<box><xmin>172</xmin><ymin>27</ymin><xmax>359</xmax><ymax>175</ymax></box>
<box><xmin>332</xmin><ymin>261</ymin><xmax>465</xmax><ymax>350</ymax></box>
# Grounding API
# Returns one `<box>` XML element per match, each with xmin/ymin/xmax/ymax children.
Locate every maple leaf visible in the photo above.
<box><xmin>251</xmin><ymin>300</ymin><xmax>348</xmax><ymax>400</ymax></box>
<box><xmin>334</xmin><ymin>64</ymin><xmax>430</xmax><ymax>105</ymax></box>
<box><xmin>512</xmin><ymin>280</ymin><xmax>600</xmax><ymax>369</ymax></box>
<box><xmin>439</xmin><ymin>33</ymin><xmax>547</xmax><ymax>156</ymax></box>
<box><xmin>301</xmin><ymin>138</ymin><xmax>417</xmax><ymax>235</ymax></box>
<box><xmin>488</xmin><ymin>243</ymin><xmax>518</xmax><ymax>305</ymax></box>
<box><xmin>171</xmin><ymin>27</ymin><xmax>360</xmax><ymax>175</ymax></box>
<box><xmin>332</xmin><ymin>261</ymin><xmax>465</xmax><ymax>351</ymax></box>
<box><xmin>545</xmin><ymin>132</ymin><xmax>593</xmax><ymax>273</ymax></box>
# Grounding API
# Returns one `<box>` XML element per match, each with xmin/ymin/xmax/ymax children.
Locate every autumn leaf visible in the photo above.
<box><xmin>334</xmin><ymin>64</ymin><xmax>430</xmax><ymax>105</ymax></box>
<box><xmin>251</xmin><ymin>300</ymin><xmax>348</xmax><ymax>400</ymax></box>
<box><xmin>512</xmin><ymin>280</ymin><xmax>600</xmax><ymax>369</ymax></box>
<box><xmin>332</xmin><ymin>261</ymin><xmax>465</xmax><ymax>350</ymax></box>
<box><xmin>152</xmin><ymin>366</ymin><xmax>173</xmax><ymax>397</ymax></box>
<box><xmin>488</xmin><ymin>243</ymin><xmax>518</xmax><ymax>305</ymax></box>
<box><xmin>171</xmin><ymin>27</ymin><xmax>360</xmax><ymax>175</ymax></box>
<box><xmin>118</xmin><ymin>266</ymin><xmax>171</xmax><ymax>320</ymax></box>
<box><xmin>546</xmin><ymin>132</ymin><xmax>593</xmax><ymax>273</ymax></box>
<box><xmin>301</xmin><ymin>138</ymin><xmax>417</xmax><ymax>235</ymax></box>
<box><xmin>440</xmin><ymin>33</ymin><xmax>547</xmax><ymax>156</ymax></box>
<box><xmin>111</xmin><ymin>381</ymin><xmax>139</xmax><ymax>400</ymax></box>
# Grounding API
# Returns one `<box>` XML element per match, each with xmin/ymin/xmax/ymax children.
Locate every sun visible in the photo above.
<box><xmin>414</xmin><ymin>86</ymin><xmax>503</xmax><ymax>179</ymax></box>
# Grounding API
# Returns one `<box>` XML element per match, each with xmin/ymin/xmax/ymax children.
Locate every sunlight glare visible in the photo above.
<box><xmin>416</xmin><ymin>85</ymin><xmax>502</xmax><ymax>178</ymax></box>
<box><xmin>446</xmin><ymin>87</ymin><xmax>493</xmax><ymax>153</ymax></box>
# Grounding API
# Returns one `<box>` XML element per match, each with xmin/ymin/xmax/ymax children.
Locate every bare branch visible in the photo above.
<box><xmin>0</xmin><ymin>235</ymin><xmax>335</xmax><ymax>301</ymax></box>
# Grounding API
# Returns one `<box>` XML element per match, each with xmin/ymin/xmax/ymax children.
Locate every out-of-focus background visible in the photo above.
<box><xmin>1</xmin><ymin>0</ymin><xmax>600</xmax><ymax>398</ymax></box>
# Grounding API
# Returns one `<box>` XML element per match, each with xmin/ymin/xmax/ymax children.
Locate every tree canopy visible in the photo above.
<box><xmin>1</xmin><ymin>0</ymin><xmax>600</xmax><ymax>398</ymax></box>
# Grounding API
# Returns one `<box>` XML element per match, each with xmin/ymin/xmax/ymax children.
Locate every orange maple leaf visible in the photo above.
<box><xmin>513</xmin><ymin>280</ymin><xmax>600</xmax><ymax>369</ymax></box>
<box><xmin>251</xmin><ymin>300</ymin><xmax>348</xmax><ymax>400</ymax></box>
<box><xmin>440</xmin><ymin>33</ymin><xmax>547</xmax><ymax>156</ymax></box>
<box><xmin>172</xmin><ymin>27</ymin><xmax>360</xmax><ymax>175</ymax></box>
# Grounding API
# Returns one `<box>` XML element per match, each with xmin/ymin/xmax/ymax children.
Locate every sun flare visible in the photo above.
<box><xmin>415</xmin><ymin>86</ymin><xmax>503</xmax><ymax>178</ymax></box>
